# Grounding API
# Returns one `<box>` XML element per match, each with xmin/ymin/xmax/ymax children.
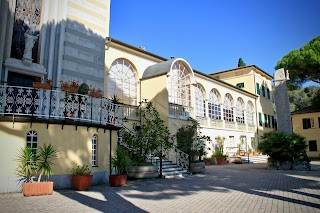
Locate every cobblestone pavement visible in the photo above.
<box><xmin>1</xmin><ymin>162</ymin><xmax>320</xmax><ymax>213</ymax></box>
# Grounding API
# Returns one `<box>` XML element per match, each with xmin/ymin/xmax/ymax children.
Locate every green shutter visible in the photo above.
<box><xmin>256</xmin><ymin>83</ymin><xmax>260</xmax><ymax>95</ymax></box>
<box><xmin>259</xmin><ymin>112</ymin><xmax>262</xmax><ymax>126</ymax></box>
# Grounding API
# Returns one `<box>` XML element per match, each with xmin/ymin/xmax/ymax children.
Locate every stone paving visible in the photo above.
<box><xmin>1</xmin><ymin>162</ymin><xmax>320</xmax><ymax>213</ymax></box>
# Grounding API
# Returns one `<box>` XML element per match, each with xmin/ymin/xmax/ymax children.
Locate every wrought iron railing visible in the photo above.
<box><xmin>167</xmin><ymin>146</ymin><xmax>189</xmax><ymax>171</ymax></box>
<box><xmin>123</xmin><ymin>104</ymin><xmax>139</xmax><ymax>120</ymax></box>
<box><xmin>0</xmin><ymin>85</ymin><xmax>123</xmax><ymax>127</ymax></box>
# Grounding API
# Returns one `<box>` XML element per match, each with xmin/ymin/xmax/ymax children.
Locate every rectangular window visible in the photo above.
<box><xmin>303</xmin><ymin>118</ymin><xmax>315</xmax><ymax>129</ymax></box>
<box><xmin>267</xmin><ymin>88</ymin><xmax>270</xmax><ymax>99</ymax></box>
<box><xmin>268</xmin><ymin>115</ymin><xmax>271</xmax><ymax>128</ymax></box>
<box><xmin>264</xmin><ymin>114</ymin><xmax>268</xmax><ymax>127</ymax></box>
<box><xmin>271</xmin><ymin>116</ymin><xmax>275</xmax><ymax>128</ymax></box>
<box><xmin>256</xmin><ymin>83</ymin><xmax>260</xmax><ymax>95</ymax></box>
<box><xmin>319</xmin><ymin>117</ymin><xmax>320</xmax><ymax>128</ymax></box>
<box><xmin>262</xmin><ymin>85</ymin><xmax>265</xmax><ymax>97</ymax></box>
<box><xmin>259</xmin><ymin>112</ymin><xmax>263</xmax><ymax>126</ymax></box>
<box><xmin>309</xmin><ymin>140</ymin><xmax>317</xmax><ymax>151</ymax></box>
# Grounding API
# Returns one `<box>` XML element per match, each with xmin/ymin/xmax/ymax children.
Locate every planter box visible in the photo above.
<box><xmin>109</xmin><ymin>174</ymin><xmax>127</xmax><ymax>187</ymax></box>
<box><xmin>23</xmin><ymin>182</ymin><xmax>54</xmax><ymax>197</ymax></box>
<box><xmin>190</xmin><ymin>161</ymin><xmax>205</xmax><ymax>174</ymax></box>
<box><xmin>215</xmin><ymin>157</ymin><xmax>226</xmax><ymax>165</ymax></box>
<box><xmin>33</xmin><ymin>82</ymin><xmax>51</xmax><ymax>90</ymax></box>
<box><xmin>128</xmin><ymin>165</ymin><xmax>159</xmax><ymax>179</ymax></box>
<box><xmin>71</xmin><ymin>175</ymin><xmax>93</xmax><ymax>191</ymax></box>
<box><xmin>62</xmin><ymin>85</ymin><xmax>79</xmax><ymax>93</ymax></box>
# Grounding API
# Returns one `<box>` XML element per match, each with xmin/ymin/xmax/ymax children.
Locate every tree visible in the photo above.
<box><xmin>287</xmin><ymin>86</ymin><xmax>319</xmax><ymax>112</ymax></box>
<box><xmin>238</xmin><ymin>58</ymin><xmax>246</xmax><ymax>67</ymax></box>
<box><xmin>275</xmin><ymin>36</ymin><xmax>320</xmax><ymax>87</ymax></box>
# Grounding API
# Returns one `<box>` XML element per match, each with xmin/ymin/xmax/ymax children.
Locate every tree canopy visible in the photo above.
<box><xmin>288</xmin><ymin>86</ymin><xmax>319</xmax><ymax>112</ymax></box>
<box><xmin>275</xmin><ymin>36</ymin><xmax>320</xmax><ymax>87</ymax></box>
<box><xmin>238</xmin><ymin>58</ymin><xmax>246</xmax><ymax>67</ymax></box>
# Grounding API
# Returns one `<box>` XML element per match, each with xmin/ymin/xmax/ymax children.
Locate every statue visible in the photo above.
<box><xmin>23</xmin><ymin>31</ymin><xmax>38</xmax><ymax>60</ymax></box>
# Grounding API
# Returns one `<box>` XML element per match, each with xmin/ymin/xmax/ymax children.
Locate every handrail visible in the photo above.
<box><xmin>0</xmin><ymin>85</ymin><xmax>123</xmax><ymax>127</ymax></box>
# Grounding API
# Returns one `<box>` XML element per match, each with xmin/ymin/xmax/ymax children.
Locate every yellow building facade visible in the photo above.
<box><xmin>0</xmin><ymin>0</ymin><xmax>277</xmax><ymax>193</ymax></box>
<box><xmin>292</xmin><ymin>107</ymin><xmax>320</xmax><ymax>158</ymax></box>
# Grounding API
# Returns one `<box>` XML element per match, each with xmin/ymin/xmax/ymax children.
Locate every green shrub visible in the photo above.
<box><xmin>258</xmin><ymin>131</ymin><xmax>309</xmax><ymax>163</ymax></box>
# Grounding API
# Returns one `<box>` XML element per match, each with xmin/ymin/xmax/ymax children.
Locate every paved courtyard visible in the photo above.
<box><xmin>1</xmin><ymin>162</ymin><xmax>320</xmax><ymax>213</ymax></box>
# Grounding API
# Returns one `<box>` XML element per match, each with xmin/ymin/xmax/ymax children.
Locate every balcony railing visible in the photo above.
<box><xmin>168</xmin><ymin>103</ymin><xmax>193</xmax><ymax>119</ymax></box>
<box><xmin>123</xmin><ymin>104</ymin><xmax>139</xmax><ymax>120</ymax></box>
<box><xmin>237</xmin><ymin>122</ymin><xmax>246</xmax><ymax>131</ymax></box>
<box><xmin>0</xmin><ymin>85</ymin><xmax>123</xmax><ymax>127</ymax></box>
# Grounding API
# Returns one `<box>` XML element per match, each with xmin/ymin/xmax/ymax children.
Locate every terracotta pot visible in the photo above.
<box><xmin>33</xmin><ymin>82</ymin><xmax>52</xmax><ymax>90</ymax></box>
<box><xmin>204</xmin><ymin>159</ymin><xmax>211</xmax><ymax>166</ymax></box>
<box><xmin>71</xmin><ymin>175</ymin><xmax>93</xmax><ymax>191</ymax></box>
<box><xmin>215</xmin><ymin>157</ymin><xmax>226</xmax><ymax>165</ymax></box>
<box><xmin>62</xmin><ymin>85</ymin><xmax>79</xmax><ymax>93</ymax></box>
<box><xmin>109</xmin><ymin>174</ymin><xmax>127</xmax><ymax>187</ymax></box>
<box><xmin>23</xmin><ymin>182</ymin><xmax>54</xmax><ymax>197</ymax></box>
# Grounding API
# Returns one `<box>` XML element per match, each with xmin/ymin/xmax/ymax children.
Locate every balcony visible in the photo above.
<box><xmin>0</xmin><ymin>85</ymin><xmax>123</xmax><ymax>127</ymax></box>
<box><xmin>168</xmin><ymin>103</ymin><xmax>193</xmax><ymax>119</ymax></box>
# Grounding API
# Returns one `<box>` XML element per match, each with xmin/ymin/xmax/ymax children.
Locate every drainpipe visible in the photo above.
<box><xmin>109</xmin><ymin>129</ymin><xmax>112</xmax><ymax>175</ymax></box>
<box><xmin>253</xmin><ymin>69</ymin><xmax>259</xmax><ymax>144</ymax></box>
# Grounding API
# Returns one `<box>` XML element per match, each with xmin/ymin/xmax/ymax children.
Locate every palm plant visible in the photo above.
<box><xmin>111</xmin><ymin>146</ymin><xmax>131</xmax><ymax>175</ymax></box>
<box><xmin>37</xmin><ymin>144</ymin><xmax>59</xmax><ymax>182</ymax></box>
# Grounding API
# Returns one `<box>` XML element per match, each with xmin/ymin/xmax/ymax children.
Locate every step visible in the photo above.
<box><xmin>162</xmin><ymin>167</ymin><xmax>185</xmax><ymax>172</ymax></box>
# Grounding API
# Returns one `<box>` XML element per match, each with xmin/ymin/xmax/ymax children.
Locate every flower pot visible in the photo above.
<box><xmin>128</xmin><ymin>165</ymin><xmax>159</xmax><ymax>179</ymax></box>
<box><xmin>89</xmin><ymin>91</ymin><xmax>102</xmax><ymax>98</ymax></box>
<box><xmin>190</xmin><ymin>161</ymin><xmax>205</xmax><ymax>174</ymax></box>
<box><xmin>215</xmin><ymin>157</ymin><xmax>226</xmax><ymax>165</ymax></box>
<box><xmin>62</xmin><ymin>85</ymin><xmax>79</xmax><ymax>93</ymax></box>
<box><xmin>23</xmin><ymin>182</ymin><xmax>54</xmax><ymax>197</ymax></box>
<box><xmin>71</xmin><ymin>175</ymin><xmax>93</xmax><ymax>191</ymax></box>
<box><xmin>33</xmin><ymin>82</ymin><xmax>52</xmax><ymax>90</ymax></box>
<box><xmin>204</xmin><ymin>159</ymin><xmax>211</xmax><ymax>166</ymax></box>
<box><xmin>109</xmin><ymin>174</ymin><xmax>127</xmax><ymax>187</ymax></box>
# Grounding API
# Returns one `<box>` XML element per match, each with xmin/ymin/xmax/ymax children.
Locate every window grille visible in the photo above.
<box><xmin>92</xmin><ymin>135</ymin><xmax>98</xmax><ymax>166</ymax></box>
<box><xmin>108</xmin><ymin>59</ymin><xmax>137</xmax><ymax>105</ymax></box>
<box><xmin>235</xmin><ymin>98</ymin><xmax>245</xmax><ymax>123</ymax></box>
<box><xmin>195</xmin><ymin>84</ymin><xmax>205</xmax><ymax>117</ymax></box>
<box><xmin>208</xmin><ymin>89</ymin><xmax>221</xmax><ymax>120</ymax></box>
<box><xmin>246</xmin><ymin>102</ymin><xmax>254</xmax><ymax>125</ymax></box>
<box><xmin>223</xmin><ymin>94</ymin><xmax>234</xmax><ymax>122</ymax></box>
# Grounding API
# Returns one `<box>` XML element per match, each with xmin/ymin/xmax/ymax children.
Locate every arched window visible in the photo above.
<box><xmin>235</xmin><ymin>98</ymin><xmax>245</xmax><ymax>123</ymax></box>
<box><xmin>208</xmin><ymin>89</ymin><xmax>221</xmax><ymax>120</ymax></box>
<box><xmin>246</xmin><ymin>101</ymin><xmax>254</xmax><ymax>125</ymax></box>
<box><xmin>195</xmin><ymin>84</ymin><xmax>205</xmax><ymax>117</ymax></box>
<box><xmin>108</xmin><ymin>59</ymin><xmax>137</xmax><ymax>105</ymax></box>
<box><xmin>26</xmin><ymin>130</ymin><xmax>38</xmax><ymax>152</ymax></box>
<box><xmin>92</xmin><ymin>135</ymin><xmax>98</xmax><ymax>166</ymax></box>
<box><xmin>168</xmin><ymin>61</ymin><xmax>191</xmax><ymax>107</ymax></box>
<box><xmin>223</xmin><ymin>94</ymin><xmax>234</xmax><ymax>122</ymax></box>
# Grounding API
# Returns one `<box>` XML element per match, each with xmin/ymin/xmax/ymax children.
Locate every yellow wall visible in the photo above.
<box><xmin>292</xmin><ymin>112</ymin><xmax>320</xmax><ymax>158</ymax></box>
<box><xmin>0</xmin><ymin>122</ymin><xmax>118</xmax><ymax>177</ymax></box>
<box><xmin>141</xmin><ymin>75</ymin><xmax>169</xmax><ymax>124</ymax></box>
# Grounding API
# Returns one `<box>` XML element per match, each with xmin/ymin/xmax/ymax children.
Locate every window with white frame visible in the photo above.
<box><xmin>195</xmin><ymin>84</ymin><xmax>205</xmax><ymax>117</ymax></box>
<box><xmin>223</xmin><ymin>94</ymin><xmax>234</xmax><ymax>122</ymax></box>
<box><xmin>208</xmin><ymin>89</ymin><xmax>221</xmax><ymax>120</ymax></box>
<box><xmin>108</xmin><ymin>59</ymin><xmax>137</xmax><ymax>105</ymax></box>
<box><xmin>235</xmin><ymin>98</ymin><xmax>245</xmax><ymax>123</ymax></box>
<box><xmin>26</xmin><ymin>130</ymin><xmax>38</xmax><ymax>153</ymax></box>
<box><xmin>246</xmin><ymin>101</ymin><xmax>254</xmax><ymax>125</ymax></box>
<box><xmin>168</xmin><ymin>61</ymin><xmax>191</xmax><ymax>107</ymax></box>
<box><xmin>92</xmin><ymin>135</ymin><xmax>98</xmax><ymax>166</ymax></box>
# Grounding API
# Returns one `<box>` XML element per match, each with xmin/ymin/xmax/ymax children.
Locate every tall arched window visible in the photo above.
<box><xmin>26</xmin><ymin>130</ymin><xmax>38</xmax><ymax>152</ymax></box>
<box><xmin>208</xmin><ymin>89</ymin><xmax>221</xmax><ymax>120</ymax></box>
<box><xmin>195</xmin><ymin>84</ymin><xmax>205</xmax><ymax>117</ymax></box>
<box><xmin>246</xmin><ymin>101</ymin><xmax>254</xmax><ymax>125</ymax></box>
<box><xmin>168</xmin><ymin>61</ymin><xmax>191</xmax><ymax>107</ymax></box>
<box><xmin>92</xmin><ymin>135</ymin><xmax>98</xmax><ymax>166</ymax></box>
<box><xmin>235</xmin><ymin>98</ymin><xmax>245</xmax><ymax>123</ymax></box>
<box><xmin>223</xmin><ymin>94</ymin><xmax>234</xmax><ymax>122</ymax></box>
<box><xmin>108</xmin><ymin>59</ymin><xmax>137</xmax><ymax>105</ymax></box>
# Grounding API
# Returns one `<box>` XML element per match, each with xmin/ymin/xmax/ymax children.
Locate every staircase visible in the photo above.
<box><xmin>240</xmin><ymin>154</ymin><xmax>269</xmax><ymax>164</ymax></box>
<box><xmin>160</xmin><ymin>160</ymin><xmax>190</xmax><ymax>178</ymax></box>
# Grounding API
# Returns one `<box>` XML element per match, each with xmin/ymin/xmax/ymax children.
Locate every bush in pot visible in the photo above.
<box><xmin>71</xmin><ymin>164</ymin><xmax>93</xmax><ymax>191</ymax></box>
<box><xmin>109</xmin><ymin>146</ymin><xmax>131</xmax><ymax>186</ymax></box>
<box><xmin>16</xmin><ymin>143</ymin><xmax>59</xmax><ymax>196</ymax></box>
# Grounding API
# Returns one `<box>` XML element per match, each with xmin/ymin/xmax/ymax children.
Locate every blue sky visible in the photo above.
<box><xmin>110</xmin><ymin>0</ymin><xmax>320</xmax><ymax>79</ymax></box>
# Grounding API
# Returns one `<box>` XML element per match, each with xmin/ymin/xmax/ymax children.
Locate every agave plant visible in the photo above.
<box><xmin>16</xmin><ymin>143</ymin><xmax>59</xmax><ymax>183</ymax></box>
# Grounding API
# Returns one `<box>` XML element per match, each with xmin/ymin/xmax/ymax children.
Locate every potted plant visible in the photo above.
<box><xmin>176</xmin><ymin>118</ymin><xmax>211</xmax><ymax>173</ymax></box>
<box><xmin>121</xmin><ymin>101</ymin><xmax>172</xmax><ymax>178</ymax></box>
<box><xmin>214</xmin><ymin>136</ymin><xmax>227</xmax><ymax>165</ymax></box>
<box><xmin>60</xmin><ymin>80</ymin><xmax>79</xmax><ymax>93</ymax></box>
<box><xmin>16</xmin><ymin>143</ymin><xmax>59</xmax><ymax>196</ymax></box>
<box><xmin>109</xmin><ymin>146</ymin><xmax>131</xmax><ymax>186</ymax></box>
<box><xmin>71</xmin><ymin>164</ymin><xmax>93</xmax><ymax>191</ymax></box>
<box><xmin>88</xmin><ymin>86</ymin><xmax>103</xmax><ymax>98</ymax></box>
<box><xmin>203</xmin><ymin>157</ymin><xmax>211</xmax><ymax>166</ymax></box>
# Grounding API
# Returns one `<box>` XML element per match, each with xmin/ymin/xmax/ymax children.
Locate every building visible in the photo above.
<box><xmin>292</xmin><ymin>106</ymin><xmax>320</xmax><ymax>158</ymax></box>
<box><xmin>0</xmin><ymin>0</ymin><xmax>275</xmax><ymax>193</ymax></box>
